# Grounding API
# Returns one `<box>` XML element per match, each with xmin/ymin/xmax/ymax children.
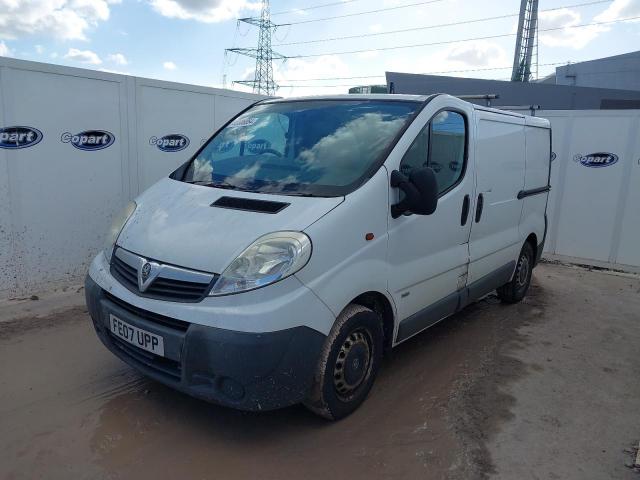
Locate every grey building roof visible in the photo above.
<box><xmin>385</xmin><ymin>71</ymin><xmax>640</xmax><ymax>110</ymax></box>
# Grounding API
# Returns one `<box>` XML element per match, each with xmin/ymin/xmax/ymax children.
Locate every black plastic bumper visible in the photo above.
<box><xmin>85</xmin><ymin>275</ymin><xmax>326</xmax><ymax>411</ymax></box>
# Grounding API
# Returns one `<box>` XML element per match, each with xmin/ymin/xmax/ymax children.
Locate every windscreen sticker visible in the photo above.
<box><xmin>214</xmin><ymin>140</ymin><xmax>236</xmax><ymax>153</ymax></box>
<box><xmin>229</xmin><ymin>117</ymin><xmax>258</xmax><ymax>128</ymax></box>
<box><xmin>246</xmin><ymin>139</ymin><xmax>271</xmax><ymax>154</ymax></box>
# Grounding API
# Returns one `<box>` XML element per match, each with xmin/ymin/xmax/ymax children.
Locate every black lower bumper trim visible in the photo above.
<box><xmin>85</xmin><ymin>275</ymin><xmax>326</xmax><ymax>411</ymax></box>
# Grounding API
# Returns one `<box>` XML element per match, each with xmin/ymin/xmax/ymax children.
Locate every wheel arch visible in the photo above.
<box><xmin>525</xmin><ymin>232</ymin><xmax>538</xmax><ymax>265</ymax></box>
<box><xmin>349</xmin><ymin>291</ymin><xmax>396</xmax><ymax>354</ymax></box>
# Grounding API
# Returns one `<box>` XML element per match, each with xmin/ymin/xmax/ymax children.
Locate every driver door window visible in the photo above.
<box><xmin>399</xmin><ymin>110</ymin><xmax>467</xmax><ymax>195</ymax></box>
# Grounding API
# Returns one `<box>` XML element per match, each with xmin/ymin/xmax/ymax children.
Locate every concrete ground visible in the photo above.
<box><xmin>0</xmin><ymin>263</ymin><xmax>638</xmax><ymax>479</ymax></box>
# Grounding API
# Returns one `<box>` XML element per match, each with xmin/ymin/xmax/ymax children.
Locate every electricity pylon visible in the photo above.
<box><xmin>511</xmin><ymin>0</ymin><xmax>539</xmax><ymax>82</ymax></box>
<box><xmin>227</xmin><ymin>0</ymin><xmax>282</xmax><ymax>95</ymax></box>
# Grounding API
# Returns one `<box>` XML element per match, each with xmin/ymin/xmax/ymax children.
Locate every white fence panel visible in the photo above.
<box><xmin>0</xmin><ymin>57</ymin><xmax>262</xmax><ymax>297</ymax></box>
<box><xmin>542</xmin><ymin>109</ymin><xmax>640</xmax><ymax>271</ymax></box>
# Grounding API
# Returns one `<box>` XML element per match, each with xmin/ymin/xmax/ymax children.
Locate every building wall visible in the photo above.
<box><xmin>554</xmin><ymin>51</ymin><xmax>640</xmax><ymax>92</ymax></box>
<box><xmin>0</xmin><ymin>57</ymin><xmax>263</xmax><ymax>297</ymax></box>
<box><xmin>386</xmin><ymin>71</ymin><xmax>640</xmax><ymax>109</ymax></box>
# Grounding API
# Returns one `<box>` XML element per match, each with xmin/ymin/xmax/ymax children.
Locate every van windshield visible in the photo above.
<box><xmin>182</xmin><ymin>100</ymin><xmax>420</xmax><ymax>197</ymax></box>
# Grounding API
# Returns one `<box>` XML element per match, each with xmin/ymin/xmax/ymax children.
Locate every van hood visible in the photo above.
<box><xmin>117</xmin><ymin>178</ymin><xmax>343</xmax><ymax>273</ymax></box>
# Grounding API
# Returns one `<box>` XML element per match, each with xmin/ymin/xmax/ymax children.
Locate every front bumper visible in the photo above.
<box><xmin>85</xmin><ymin>275</ymin><xmax>326</xmax><ymax>411</ymax></box>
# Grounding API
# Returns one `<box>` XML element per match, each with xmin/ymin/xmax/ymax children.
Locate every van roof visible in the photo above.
<box><xmin>260</xmin><ymin>94</ymin><xmax>550</xmax><ymax>127</ymax></box>
<box><xmin>262</xmin><ymin>94</ymin><xmax>433</xmax><ymax>103</ymax></box>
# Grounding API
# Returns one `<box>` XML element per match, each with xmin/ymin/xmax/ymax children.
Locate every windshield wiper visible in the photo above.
<box><xmin>186</xmin><ymin>180</ymin><xmax>249</xmax><ymax>191</ymax></box>
<box><xmin>278</xmin><ymin>192</ymin><xmax>319</xmax><ymax>197</ymax></box>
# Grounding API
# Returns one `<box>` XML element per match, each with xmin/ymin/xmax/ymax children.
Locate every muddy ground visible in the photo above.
<box><xmin>1</xmin><ymin>263</ymin><xmax>639</xmax><ymax>479</ymax></box>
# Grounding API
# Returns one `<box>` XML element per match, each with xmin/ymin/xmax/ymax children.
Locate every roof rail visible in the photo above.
<box><xmin>456</xmin><ymin>94</ymin><xmax>500</xmax><ymax>106</ymax></box>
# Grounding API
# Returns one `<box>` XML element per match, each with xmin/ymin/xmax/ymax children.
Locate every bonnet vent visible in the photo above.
<box><xmin>211</xmin><ymin>196</ymin><xmax>290</xmax><ymax>214</ymax></box>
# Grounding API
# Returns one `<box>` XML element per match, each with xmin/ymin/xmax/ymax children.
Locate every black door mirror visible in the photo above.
<box><xmin>390</xmin><ymin>168</ymin><xmax>438</xmax><ymax>218</ymax></box>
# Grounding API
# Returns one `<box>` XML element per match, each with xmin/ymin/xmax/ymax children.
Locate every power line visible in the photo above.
<box><xmin>278</xmin><ymin>63</ymin><xmax>640</xmax><ymax>88</ymax></box>
<box><xmin>272</xmin><ymin>0</ymin><xmax>612</xmax><ymax>46</ymax></box>
<box><xmin>279</xmin><ymin>53</ymin><xmax>640</xmax><ymax>82</ymax></box>
<box><xmin>277</xmin><ymin>0</ymin><xmax>447</xmax><ymax>26</ymax></box>
<box><xmin>282</xmin><ymin>16</ymin><xmax>640</xmax><ymax>59</ymax></box>
<box><xmin>279</xmin><ymin>62</ymin><xmax>569</xmax><ymax>82</ymax></box>
<box><xmin>271</xmin><ymin>0</ymin><xmax>362</xmax><ymax>16</ymax></box>
<box><xmin>278</xmin><ymin>62</ymin><xmax>569</xmax><ymax>86</ymax></box>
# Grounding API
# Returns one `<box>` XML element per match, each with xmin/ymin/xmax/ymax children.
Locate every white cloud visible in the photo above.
<box><xmin>108</xmin><ymin>52</ymin><xmax>128</xmax><ymax>65</ymax></box>
<box><xmin>595</xmin><ymin>0</ymin><xmax>640</xmax><ymax>22</ymax></box>
<box><xmin>384</xmin><ymin>41</ymin><xmax>509</xmax><ymax>79</ymax></box>
<box><xmin>149</xmin><ymin>0</ymin><xmax>260</xmax><ymax>23</ymax></box>
<box><xmin>368</xmin><ymin>24</ymin><xmax>382</xmax><ymax>33</ymax></box>
<box><xmin>538</xmin><ymin>9</ymin><xmax>605</xmax><ymax>49</ymax></box>
<box><xmin>357</xmin><ymin>50</ymin><xmax>380</xmax><ymax>59</ymax></box>
<box><xmin>445</xmin><ymin>41</ymin><xmax>508</xmax><ymax>67</ymax></box>
<box><xmin>163</xmin><ymin>61</ymin><xmax>177</xmax><ymax>70</ymax></box>
<box><xmin>99</xmin><ymin>67</ymin><xmax>130</xmax><ymax>75</ymax></box>
<box><xmin>278</xmin><ymin>55</ymin><xmax>352</xmax><ymax>96</ymax></box>
<box><xmin>0</xmin><ymin>0</ymin><xmax>118</xmax><ymax>41</ymax></box>
<box><xmin>35</xmin><ymin>44</ymin><xmax>44</xmax><ymax>54</ymax></box>
<box><xmin>64</xmin><ymin>47</ymin><xmax>102</xmax><ymax>64</ymax></box>
<box><xmin>231</xmin><ymin>55</ymin><xmax>352</xmax><ymax>97</ymax></box>
<box><xmin>0</xmin><ymin>40</ymin><xmax>12</xmax><ymax>57</ymax></box>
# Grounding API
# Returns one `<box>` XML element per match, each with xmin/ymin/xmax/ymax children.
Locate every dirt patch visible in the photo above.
<box><xmin>2</xmin><ymin>264</ymin><xmax>638</xmax><ymax>480</ymax></box>
<box><xmin>0</xmin><ymin>305</ymin><xmax>88</xmax><ymax>340</ymax></box>
<box><xmin>446</xmin><ymin>282</ymin><xmax>549</xmax><ymax>478</ymax></box>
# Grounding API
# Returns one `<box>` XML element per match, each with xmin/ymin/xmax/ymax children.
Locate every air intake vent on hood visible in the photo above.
<box><xmin>211</xmin><ymin>196</ymin><xmax>290</xmax><ymax>214</ymax></box>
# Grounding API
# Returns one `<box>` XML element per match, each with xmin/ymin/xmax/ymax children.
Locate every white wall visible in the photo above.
<box><xmin>0</xmin><ymin>57</ymin><xmax>263</xmax><ymax>297</ymax></box>
<box><xmin>541</xmin><ymin>109</ymin><xmax>640</xmax><ymax>271</ymax></box>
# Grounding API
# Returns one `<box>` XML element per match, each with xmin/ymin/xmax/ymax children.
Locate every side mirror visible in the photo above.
<box><xmin>390</xmin><ymin>168</ymin><xmax>438</xmax><ymax>218</ymax></box>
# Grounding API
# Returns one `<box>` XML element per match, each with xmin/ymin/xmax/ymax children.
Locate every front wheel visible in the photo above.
<box><xmin>497</xmin><ymin>242</ymin><xmax>534</xmax><ymax>304</ymax></box>
<box><xmin>304</xmin><ymin>304</ymin><xmax>383</xmax><ymax>420</ymax></box>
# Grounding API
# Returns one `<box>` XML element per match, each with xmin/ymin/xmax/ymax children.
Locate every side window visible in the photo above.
<box><xmin>430</xmin><ymin>111</ymin><xmax>466</xmax><ymax>194</ymax></box>
<box><xmin>399</xmin><ymin>110</ymin><xmax>467</xmax><ymax>195</ymax></box>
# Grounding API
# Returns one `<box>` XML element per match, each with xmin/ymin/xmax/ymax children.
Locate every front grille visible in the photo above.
<box><xmin>109</xmin><ymin>333</ymin><xmax>182</xmax><ymax>381</ymax></box>
<box><xmin>110</xmin><ymin>250</ymin><xmax>215</xmax><ymax>303</ymax></box>
<box><xmin>105</xmin><ymin>291</ymin><xmax>190</xmax><ymax>332</ymax></box>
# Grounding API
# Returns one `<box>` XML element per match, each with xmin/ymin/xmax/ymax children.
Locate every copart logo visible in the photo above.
<box><xmin>0</xmin><ymin>126</ymin><xmax>43</xmax><ymax>149</ymax></box>
<box><xmin>573</xmin><ymin>152</ymin><xmax>618</xmax><ymax>168</ymax></box>
<box><xmin>149</xmin><ymin>134</ymin><xmax>190</xmax><ymax>152</ymax></box>
<box><xmin>61</xmin><ymin>130</ymin><xmax>115</xmax><ymax>151</ymax></box>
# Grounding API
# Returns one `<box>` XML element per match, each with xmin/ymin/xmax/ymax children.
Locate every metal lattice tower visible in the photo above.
<box><xmin>227</xmin><ymin>0</ymin><xmax>283</xmax><ymax>95</ymax></box>
<box><xmin>511</xmin><ymin>0</ymin><xmax>539</xmax><ymax>82</ymax></box>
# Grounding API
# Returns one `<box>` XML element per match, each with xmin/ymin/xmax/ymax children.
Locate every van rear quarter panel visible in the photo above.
<box><xmin>296</xmin><ymin>167</ymin><xmax>393</xmax><ymax>323</ymax></box>
<box><xmin>519</xmin><ymin>123</ymin><xmax>551</xmax><ymax>249</ymax></box>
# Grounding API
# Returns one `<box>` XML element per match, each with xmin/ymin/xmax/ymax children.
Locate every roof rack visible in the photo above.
<box><xmin>455</xmin><ymin>94</ymin><xmax>499</xmax><ymax>107</ymax></box>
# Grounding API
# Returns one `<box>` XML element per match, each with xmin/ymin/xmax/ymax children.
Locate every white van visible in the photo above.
<box><xmin>85</xmin><ymin>94</ymin><xmax>551</xmax><ymax>420</ymax></box>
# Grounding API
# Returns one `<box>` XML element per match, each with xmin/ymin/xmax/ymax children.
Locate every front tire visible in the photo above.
<box><xmin>497</xmin><ymin>242</ymin><xmax>534</xmax><ymax>304</ymax></box>
<box><xmin>304</xmin><ymin>304</ymin><xmax>383</xmax><ymax>420</ymax></box>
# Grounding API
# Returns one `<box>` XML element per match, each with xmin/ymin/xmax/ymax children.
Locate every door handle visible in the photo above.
<box><xmin>461</xmin><ymin>194</ymin><xmax>470</xmax><ymax>226</ymax></box>
<box><xmin>475</xmin><ymin>193</ymin><xmax>484</xmax><ymax>223</ymax></box>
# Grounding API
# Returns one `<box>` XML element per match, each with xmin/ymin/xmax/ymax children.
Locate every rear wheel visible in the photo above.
<box><xmin>304</xmin><ymin>304</ymin><xmax>383</xmax><ymax>420</ymax></box>
<box><xmin>497</xmin><ymin>242</ymin><xmax>534</xmax><ymax>304</ymax></box>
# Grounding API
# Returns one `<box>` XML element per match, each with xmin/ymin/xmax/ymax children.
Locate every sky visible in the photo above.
<box><xmin>0</xmin><ymin>0</ymin><xmax>639</xmax><ymax>97</ymax></box>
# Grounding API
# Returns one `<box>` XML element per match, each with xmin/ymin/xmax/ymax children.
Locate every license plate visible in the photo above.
<box><xmin>109</xmin><ymin>314</ymin><xmax>165</xmax><ymax>357</ymax></box>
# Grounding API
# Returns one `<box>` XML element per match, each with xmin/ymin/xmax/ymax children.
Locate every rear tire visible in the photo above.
<box><xmin>304</xmin><ymin>304</ymin><xmax>383</xmax><ymax>420</ymax></box>
<box><xmin>497</xmin><ymin>242</ymin><xmax>534</xmax><ymax>304</ymax></box>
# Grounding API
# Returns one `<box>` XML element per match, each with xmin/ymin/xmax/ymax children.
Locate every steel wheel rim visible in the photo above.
<box><xmin>516</xmin><ymin>254</ymin><xmax>530</xmax><ymax>288</ymax></box>
<box><xmin>333</xmin><ymin>329</ymin><xmax>372</xmax><ymax>400</ymax></box>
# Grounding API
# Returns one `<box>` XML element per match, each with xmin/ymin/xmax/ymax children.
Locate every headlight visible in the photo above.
<box><xmin>209</xmin><ymin>231</ymin><xmax>312</xmax><ymax>296</ymax></box>
<box><xmin>104</xmin><ymin>201</ymin><xmax>137</xmax><ymax>262</ymax></box>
